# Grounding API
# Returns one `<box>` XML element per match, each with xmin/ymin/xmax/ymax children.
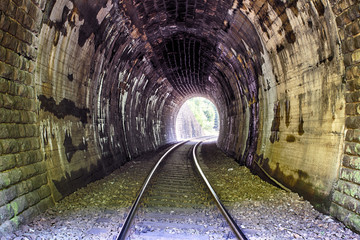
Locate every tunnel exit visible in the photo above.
<box><xmin>176</xmin><ymin>97</ymin><xmax>219</xmax><ymax>140</ymax></box>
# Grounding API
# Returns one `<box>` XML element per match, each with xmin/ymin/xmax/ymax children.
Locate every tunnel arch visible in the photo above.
<box><xmin>1</xmin><ymin>0</ymin><xmax>359</xmax><ymax>234</ymax></box>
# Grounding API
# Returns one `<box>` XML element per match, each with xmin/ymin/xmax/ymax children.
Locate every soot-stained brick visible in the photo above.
<box><xmin>270</xmin><ymin>102</ymin><xmax>281</xmax><ymax>143</ymax></box>
<box><xmin>63</xmin><ymin>131</ymin><xmax>88</xmax><ymax>163</ymax></box>
<box><xmin>52</xmin><ymin>163</ymin><xmax>106</xmax><ymax>198</ymax></box>
<box><xmin>38</xmin><ymin>95</ymin><xmax>89</xmax><ymax>124</ymax></box>
<box><xmin>73</xmin><ymin>0</ymin><xmax>109</xmax><ymax>47</ymax></box>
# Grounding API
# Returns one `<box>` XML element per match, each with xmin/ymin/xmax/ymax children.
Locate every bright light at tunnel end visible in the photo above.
<box><xmin>176</xmin><ymin>97</ymin><xmax>219</xmax><ymax>141</ymax></box>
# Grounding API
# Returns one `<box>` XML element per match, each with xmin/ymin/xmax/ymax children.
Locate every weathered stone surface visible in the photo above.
<box><xmin>0</xmin><ymin>155</ymin><xmax>16</xmax><ymax>172</ymax></box>
<box><xmin>335</xmin><ymin>179</ymin><xmax>360</xmax><ymax>201</ymax></box>
<box><xmin>0</xmin><ymin>0</ymin><xmax>360</xmax><ymax>235</ymax></box>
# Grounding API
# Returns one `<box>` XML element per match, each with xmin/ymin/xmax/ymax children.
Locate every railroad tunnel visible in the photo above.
<box><xmin>0</xmin><ymin>0</ymin><xmax>360</xmax><ymax>235</ymax></box>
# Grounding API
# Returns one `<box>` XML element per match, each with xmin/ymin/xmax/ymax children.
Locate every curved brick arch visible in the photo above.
<box><xmin>0</xmin><ymin>0</ymin><xmax>359</xmax><ymax>234</ymax></box>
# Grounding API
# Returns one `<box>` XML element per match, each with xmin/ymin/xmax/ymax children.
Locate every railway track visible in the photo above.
<box><xmin>117</xmin><ymin>139</ymin><xmax>248</xmax><ymax>240</ymax></box>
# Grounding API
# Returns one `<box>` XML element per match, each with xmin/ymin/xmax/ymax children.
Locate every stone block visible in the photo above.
<box><xmin>13</xmin><ymin>96</ymin><xmax>34</xmax><ymax>111</ymax></box>
<box><xmin>0</xmin><ymin>172</ymin><xmax>10</xmax><ymax>189</ymax></box>
<box><xmin>0</xmin><ymin>124</ymin><xmax>10</xmax><ymax>139</ymax></box>
<box><xmin>0</xmin><ymin>78</ymin><xmax>9</xmax><ymax>93</ymax></box>
<box><xmin>16</xmin><ymin>150</ymin><xmax>42</xmax><ymax>167</ymax></box>
<box><xmin>37</xmin><ymin>185</ymin><xmax>51</xmax><ymax>200</ymax></box>
<box><xmin>0</xmin><ymin>47</ymin><xmax>6</xmax><ymax>62</ymax></box>
<box><xmin>346</xmin><ymin>64</ymin><xmax>360</xmax><ymax>80</ymax></box>
<box><xmin>0</xmin><ymin>219</ymin><xmax>17</xmax><ymax>236</ymax></box>
<box><xmin>23</xmin><ymin>30</ymin><xmax>33</xmax><ymax>45</ymax></box>
<box><xmin>2</xmin><ymin>124</ymin><xmax>23</xmax><ymax>138</ymax></box>
<box><xmin>15</xmin><ymin>180</ymin><xmax>30</xmax><ymax>196</ymax></box>
<box><xmin>345</xmin><ymin>37</ymin><xmax>355</xmax><ymax>53</ymax></box>
<box><xmin>12</xmin><ymin>0</ymin><xmax>24</xmax><ymax>7</ymax></box>
<box><xmin>344</xmin><ymin>52</ymin><xmax>353</xmax><ymax>66</ymax></box>
<box><xmin>0</xmin><ymin>13</ymin><xmax>10</xmax><ymax>32</ymax></box>
<box><xmin>346</xmin><ymin>19</ymin><xmax>360</xmax><ymax>37</ymax></box>
<box><xmin>30</xmin><ymin>137</ymin><xmax>40</xmax><ymax>149</ymax></box>
<box><xmin>28</xmin><ymin>2</ymin><xmax>42</xmax><ymax>26</ymax></box>
<box><xmin>36</xmin><ymin>197</ymin><xmax>53</xmax><ymax>212</ymax></box>
<box><xmin>355</xmin><ymin>35</ymin><xmax>360</xmax><ymax>49</ymax></box>
<box><xmin>30</xmin><ymin>173</ymin><xmax>47</xmax><ymax>190</ymax></box>
<box><xmin>5</xmin><ymin>49</ymin><xmax>21</xmax><ymax>68</ymax></box>
<box><xmin>336</xmin><ymin>13</ymin><xmax>350</xmax><ymax>27</ymax></box>
<box><xmin>22</xmin><ymin>71</ymin><xmax>33</xmax><ymax>85</ymax></box>
<box><xmin>336</xmin><ymin>179</ymin><xmax>360</xmax><ymax>201</ymax></box>
<box><xmin>353</xmin><ymin>129</ymin><xmax>360</xmax><ymax>142</ymax></box>
<box><xmin>352</xmin><ymin>49</ymin><xmax>360</xmax><ymax>64</ymax></box>
<box><xmin>10</xmin><ymin>195</ymin><xmax>27</xmax><ymax>215</ymax></box>
<box><xmin>16</xmin><ymin>41</ymin><xmax>28</xmax><ymax>59</ymax></box>
<box><xmin>16</xmin><ymin>208</ymin><xmax>34</xmax><ymax>227</ymax></box>
<box><xmin>0</xmin><ymin>139</ymin><xmax>20</xmax><ymax>154</ymax></box>
<box><xmin>2</xmin><ymin>94</ymin><xmax>14</xmax><ymax>109</ymax></box>
<box><xmin>346</xmin><ymin>103</ymin><xmax>356</xmax><ymax>115</ymax></box>
<box><xmin>0</xmin><ymin>186</ymin><xmax>17</xmax><ymax>206</ymax></box>
<box><xmin>331</xmin><ymin>198</ymin><xmax>360</xmax><ymax>232</ymax></box>
<box><xmin>0</xmin><ymin>154</ymin><xmax>16</xmax><ymax>172</ymax></box>
<box><xmin>0</xmin><ymin>0</ymin><xmax>10</xmax><ymax>12</ymax></box>
<box><xmin>9</xmin><ymin>168</ymin><xmax>22</xmax><ymax>185</ymax></box>
<box><xmin>25</xmin><ymin>191</ymin><xmax>40</xmax><ymax>206</ymax></box>
<box><xmin>20</xmin><ymin>164</ymin><xmax>37</xmax><ymax>181</ymax></box>
<box><xmin>340</xmin><ymin>167</ymin><xmax>360</xmax><ymax>185</ymax></box>
<box><xmin>345</xmin><ymin>116</ymin><xmax>360</xmax><ymax>129</ymax></box>
<box><xmin>16</xmin><ymin>84</ymin><xmax>33</xmax><ymax>98</ymax></box>
<box><xmin>18</xmin><ymin>138</ymin><xmax>35</xmax><ymax>152</ymax></box>
<box><xmin>22</xmin><ymin>15</ymin><xmax>34</xmax><ymax>33</ymax></box>
<box><xmin>24</xmin><ymin>124</ymin><xmax>37</xmax><ymax>137</ymax></box>
<box><xmin>346</xmin><ymin>129</ymin><xmax>354</xmax><ymax>141</ymax></box>
<box><xmin>15</xmin><ymin>7</ymin><xmax>25</xmax><ymax>25</ymax></box>
<box><xmin>333</xmin><ymin>191</ymin><xmax>360</xmax><ymax>214</ymax></box>
<box><xmin>8</xmin><ymin>20</ymin><xmax>18</xmax><ymax>37</ymax></box>
<box><xmin>20</xmin><ymin>111</ymin><xmax>36</xmax><ymax>124</ymax></box>
<box><xmin>26</xmin><ymin>45</ymin><xmax>36</xmax><ymax>60</ymax></box>
<box><xmin>0</xmin><ymin>109</ymin><xmax>10</xmax><ymax>123</ymax></box>
<box><xmin>5</xmin><ymin>1</ymin><xmax>16</xmax><ymax>17</ymax></box>
<box><xmin>1</xmin><ymin>33</ymin><xmax>18</xmax><ymax>51</ymax></box>
<box><xmin>33</xmin><ymin>161</ymin><xmax>46</xmax><ymax>174</ymax></box>
<box><xmin>18</xmin><ymin>124</ymin><xmax>25</xmax><ymax>138</ymax></box>
<box><xmin>0</xmin><ymin>62</ymin><xmax>14</xmax><ymax>80</ymax></box>
<box><xmin>348</xmin><ymin>4</ymin><xmax>360</xmax><ymax>21</ymax></box>
<box><xmin>0</xmin><ymin>204</ymin><xmax>14</xmax><ymax>225</ymax></box>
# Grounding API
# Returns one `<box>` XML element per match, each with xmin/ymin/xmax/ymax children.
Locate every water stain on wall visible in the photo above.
<box><xmin>38</xmin><ymin>95</ymin><xmax>90</xmax><ymax>124</ymax></box>
<box><xmin>270</xmin><ymin>101</ymin><xmax>281</xmax><ymax>143</ymax></box>
<box><xmin>63</xmin><ymin>131</ymin><xmax>88</xmax><ymax>162</ymax></box>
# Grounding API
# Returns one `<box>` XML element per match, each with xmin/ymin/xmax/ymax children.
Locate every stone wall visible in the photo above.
<box><xmin>1</xmin><ymin>0</ymin><xmax>360</xmax><ymax>235</ymax></box>
<box><xmin>330</xmin><ymin>0</ymin><xmax>360</xmax><ymax>232</ymax></box>
<box><xmin>214</xmin><ymin>0</ymin><xmax>346</xmax><ymax>214</ymax></box>
<box><xmin>35</xmin><ymin>0</ymin><xmax>108</xmax><ymax>202</ymax></box>
<box><xmin>0</xmin><ymin>0</ymin><xmax>53</xmax><ymax>234</ymax></box>
<box><xmin>251</xmin><ymin>0</ymin><xmax>345</xmax><ymax>211</ymax></box>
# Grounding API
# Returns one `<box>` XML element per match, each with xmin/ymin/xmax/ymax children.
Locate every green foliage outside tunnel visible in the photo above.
<box><xmin>186</xmin><ymin>97</ymin><xmax>219</xmax><ymax>136</ymax></box>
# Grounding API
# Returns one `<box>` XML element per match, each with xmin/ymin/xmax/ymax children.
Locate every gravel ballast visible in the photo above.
<box><xmin>2</xmin><ymin>140</ymin><xmax>360</xmax><ymax>239</ymax></box>
<box><xmin>198</xmin><ymin>140</ymin><xmax>360</xmax><ymax>240</ymax></box>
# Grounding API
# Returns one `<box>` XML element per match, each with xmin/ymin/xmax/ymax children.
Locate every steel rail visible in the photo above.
<box><xmin>116</xmin><ymin>140</ymin><xmax>189</xmax><ymax>240</ymax></box>
<box><xmin>192</xmin><ymin>139</ymin><xmax>248</xmax><ymax>240</ymax></box>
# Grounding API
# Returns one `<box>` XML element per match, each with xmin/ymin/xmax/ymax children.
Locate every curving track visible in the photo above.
<box><xmin>117</xmin><ymin>139</ymin><xmax>247</xmax><ymax>240</ymax></box>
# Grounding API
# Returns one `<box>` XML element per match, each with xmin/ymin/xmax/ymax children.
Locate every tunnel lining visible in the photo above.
<box><xmin>1</xmin><ymin>0</ymin><xmax>360</xmax><ymax>235</ymax></box>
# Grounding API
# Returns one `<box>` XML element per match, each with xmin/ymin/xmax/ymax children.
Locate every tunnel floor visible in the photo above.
<box><xmin>4</xmin><ymin>142</ymin><xmax>360</xmax><ymax>240</ymax></box>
